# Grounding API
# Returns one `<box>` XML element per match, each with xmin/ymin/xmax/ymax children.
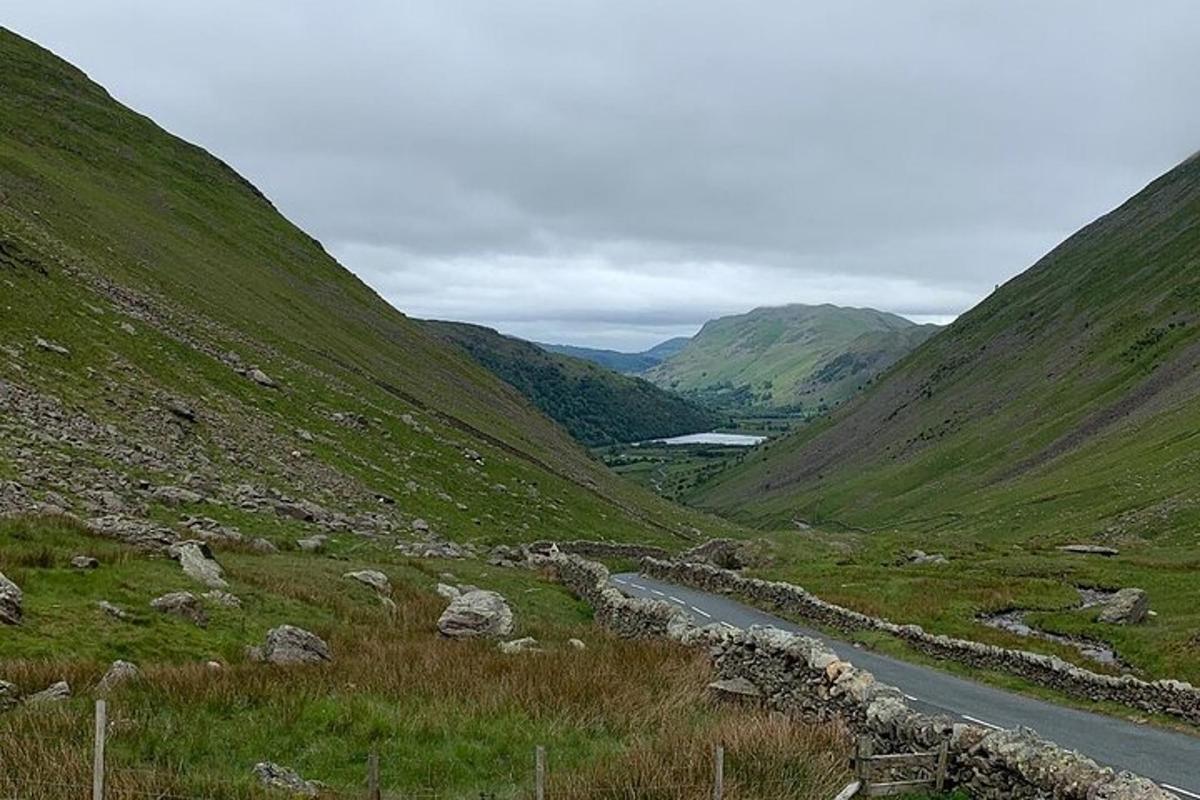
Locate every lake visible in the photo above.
<box><xmin>640</xmin><ymin>432</ymin><xmax>767</xmax><ymax>447</ymax></box>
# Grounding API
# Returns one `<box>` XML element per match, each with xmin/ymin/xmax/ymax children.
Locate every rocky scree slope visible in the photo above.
<box><xmin>0</xmin><ymin>27</ymin><xmax>735</xmax><ymax>550</ymax></box>
<box><xmin>643</xmin><ymin>304</ymin><xmax>938</xmax><ymax>412</ymax></box>
<box><xmin>695</xmin><ymin>152</ymin><xmax>1200</xmax><ymax>548</ymax></box>
<box><xmin>425</xmin><ymin>320</ymin><xmax>722</xmax><ymax>447</ymax></box>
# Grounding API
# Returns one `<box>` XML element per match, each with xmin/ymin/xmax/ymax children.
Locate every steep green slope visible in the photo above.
<box><xmin>539</xmin><ymin>337</ymin><xmax>690</xmax><ymax>373</ymax></box>
<box><xmin>0</xmin><ymin>27</ymin><xmax>738</xmax><ymax>547</ymax></box>
<box><xmin>426</xmin><ymin>321</ymin><xmax>722</xmax><ymax>446</ymax></box>
<box><xmin>696</xmin><ymin>152</ymin><xmax>1200</xmax><ymax>543</ymax></box>
<box><xmin>643</xmin><ymin>305</ymin><xmax>938</xmax><ymax>411</ymax></box>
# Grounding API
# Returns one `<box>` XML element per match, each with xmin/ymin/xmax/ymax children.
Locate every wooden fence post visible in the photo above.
<box><xmin>367</xmin><ymin>752</ymin><xmax>380</xmax><ymax>800</ymax></box>
<box><xmin>92</xmin><ymin>699</ymin><xmax>107</xmax><ymax>800</ymax></box>
<box><xmin>934</xmin><ymin>740</ymin><xmax>949</xmax><ymax>792</ymax></box>
<box><xmin>535</xmin><ymin>745</ymin><xmax>545</xmax><ymax>800</ymax></box>
<box><xmin>712</xmin><ymin>744</ymin><xmax>724</xmax><ymax>800</ymax></box>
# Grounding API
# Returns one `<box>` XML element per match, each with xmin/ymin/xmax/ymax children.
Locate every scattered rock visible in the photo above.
<box><xmin>437</xmin><ymin>589</ymin><xmax>514</xmax><ymax>639</ymax></box>
<box><xmin>0</xmin><ymin>681</ymin><xmax>17</xmax><ymax>711</ymax></box>
<box><xmin>202</xmin><ymin>589</ymin><xmax>242</xmax><ymax>608</ymax></box>
<box><xmin>34</xmin><ymin>337</ymin><xmax>70</xmax><ymax>356</ymax></box>
<box><xmin>247</xmin><ymin>368</ymin><xmax>278</xmax><ymax>389</ymax></box>
<box><xmin>498</xmin><ymin>636</ymin><xmax>541</xmax><ymax>654</ymax></box>
<box><xmin>1057</xmin><ymin>544</ymin><xmax>1119</xmax><ymax>557</ymax></box>
<box><xmin>905</xmin><ymin>549</ymin><xmax>948</xmax><ymax>566</ymax></box>
<box><xmin>255</xmin><ymin>625</ymin><xmax>332</xmax><ymax>665</ymax></box>
<box><xmin>296</xmin><ymin>534</ymin><xmax>328</xmax><ymax>553</ymax></box>
<box><xmin>411</xmin><ymin>518</ymin><xmax>430</xmax><ymax>534</ymax></box>
<box><xmin>119</xmin><ymin>322</ymin><xmax>137</xmax><ymax>335</ymax></box>
<box><xmin>168</xmin><ymin>540</ymin><xmax>228</xmax><ymax>589</ymax></box>
<box><xmin>150</xmin><ymin>591</ymin><xmax>208</xmax><ymax>626</ymax></box>
<box><xmin>98</xmin><ymin>600</ymin><xmax>131</xmax><ymax>621</ymax></box>
<box><xmin>395</xmin><ymin>539</ymin><xmax>471</xmax><ymax>559</ymax></box>
<box><xmin>1097</xmin><ymin>588</ymin><xmax>1150</xmax><ymax>625</ymax></box>
<box><xmin>71</xmin><ymin>555</ymin><xmax>100</xmax><ymax>570</ymax></box>
<box><xmin>567</xmin><ymin>638</ymin><xmax>586</xmax><ymax>650</ymax></box>
<box><xmin>252</xmin><ymin>762</ymin><xmax>319</xmax><ymax>797</ymax></box>
<box><xmin>153</xmin><ymin>485</ymin><xmax>204</xmax><ymax>506</ymax></box>
<box><xmin>0</xmin><ymin>571</ymin><xmax>22</xmax><ymax>625</ymax></box>
<box><xmin>97</xmin><ymin>660</ymin><xmax>141</xmax><ymax>692</ymax></box>
<box><xmin>343</xmin><ymin>570</ymin><xmax>391</xmax><ymax>595</ymax></box>
<box><xmin>250</xmin><ymin>537</ymin><xmax>279</xmax><ymax>554</ymax></box>
<box><xmin>26</xmin><ymin>680</ymin><xmax>71</xmax><ymax>704</ymax></box>
<box><xmin>488</xmin><ymin>544</ymin><xmax>528</xmax><ymax>568</ymax></box>
<box><xmin>435</xmin><ymin>583</ymin><xmax>460</xmax><ymax>600</ymax></box>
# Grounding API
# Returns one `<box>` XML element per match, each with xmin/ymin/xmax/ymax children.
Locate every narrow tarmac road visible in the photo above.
<box><xmin>613</xmin><ymin>572</ymin><xmax>1200</xmax><ymax>797</ymax></box>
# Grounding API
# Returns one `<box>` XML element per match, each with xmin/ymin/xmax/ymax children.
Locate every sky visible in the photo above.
<box><xmin>7</xmin><ymin>3</ymin><xmax>1200</xmax><ymax>350</ymax></box>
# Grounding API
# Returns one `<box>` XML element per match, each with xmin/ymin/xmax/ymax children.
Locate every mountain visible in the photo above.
<box><xmin>642</xmin><ymin>305</ymin><xmax>939</xmax><ymax>411</ymax></box>
<box><xmin>425</xmin><ymin>321</ymin><xmax>722</xmax><ymax>446</ymax></box>
<box><xmin>0</xmin><ymin>27</ymin><xmax>736</xmax><ymax>546</ymax></box>
<box><xmin>694</xmin><ymin>152</ymin><xmax>1200</xmax><ymax>543</ymax></box>
<box><xmin>539</xmin><ymin>337</ymin><xmax>690</xmax><ymax>373</ymax></box>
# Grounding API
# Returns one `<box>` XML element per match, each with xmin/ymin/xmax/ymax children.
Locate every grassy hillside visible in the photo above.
<box><xmin>692</xmin><ymin>152</ymin><xmax>1200</xmax><ymax>684</ymax></box>
<box><xmin>427</xmin><ymin>321</ymin><xmax>722</xmax><ymax>447</ymax></box>
<box><xmin>539</xmin><ymin>337</ymin><xmax>690</xmax><ymax>374</ymax></box>
<box><xmin>0</xmin><ymin>27</ymin><xmax>741</xmax><ymax>549</ymax></box>
<box><xmin>643</xmin><ymin>305</ymin><xmax>938</xmax><ymax>412</ymax></box>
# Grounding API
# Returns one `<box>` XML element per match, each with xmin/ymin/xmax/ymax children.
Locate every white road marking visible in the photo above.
<box><xmin>902</xmin><ymin>693</ymin><xmax>919</xmax><ymax>702</ymax></box>
<box><xmin>962</xmin><ymin>714</ymin><xmax>1003</xmax><ymax>731</ymax></box>
<box><xmin>690</xmin><ymin>606</ymin><xmax>712</xmax><ymax>619</ymax></box>
<box><xmin>612</xmin><ymin>578</ymin><xmax>627</xmax><ymax>585</ymax></box>
<box><xmin>629</xmin><ymin>582</ymin><xmax>646</xmax><ymax>591</ymax></box>
<box><xmin>650</xmin><ymin>589</ymin><xmax>665</xmax><ymax>597</ymax></box>
<box><xmin>721</xmin><ymin>622</ymin><xmax>739</xmax><ymax>631</ymax></box>
<box><xmin>668</xmin><ymin>595</ymin><xmax>686</xmax><ymax>605</ymax></box>
<box><xmin>1162</xmin><ymin>783</ymin><xmax>1200</xmax><ymax>799</ymax></box>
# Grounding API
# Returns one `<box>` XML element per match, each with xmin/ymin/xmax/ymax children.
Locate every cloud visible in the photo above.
<box><xmin>7</xmin><ymin>1</ymin><xmax>1200</xmax><ymax>348</ymax></box>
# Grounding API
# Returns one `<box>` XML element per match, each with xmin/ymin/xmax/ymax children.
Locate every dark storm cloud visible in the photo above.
<box><xmin>8</xmin><ymin>2</ymin><xmax>1200</xmax><ymax>348</ymax></box>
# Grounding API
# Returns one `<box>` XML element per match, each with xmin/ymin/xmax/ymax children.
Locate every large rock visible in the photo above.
<box><xmin>247</xmin><ymin>368</ymin><xmax>278</xmax><ymax>389</ymax></box>
<box><xmin>1097</xmin><ymin>588</ymin><xmax>1150</xmax><ymax>625</ymax></box>
<box><xmin>252</xmin><ymin>762</ymin><xmax>318</xmax><ymax>797</ymax></box>
<box><xmin>497</xmin><ymin>636</ymin><xmax>540</xmax><ymax>654</ymax></box>
<box><xmin>343</xmin><ymin>570</ymin><xmax>391</xmax><ymax>595</ymax></box>
<box><xmin>256</xmin><ymin>625</ymin><xmax>332</xmax><ymax>665</ymax></box>
<box><xmin>71</xmin><ymin>555</ymin><xmax>100</xmax><ymax>570</ymax></box>
<box><xmin>26</xmin><ymin>680</ymin><xmax>71</xmax><ymax>704</ymax></box>
<box><xmin>1057</xmin><ymin>544</ymin><xmax>1119</xmax><ymax>557</ymax></box>
<box><xmin>168</xmin><ymin>540</ymin><xmax>228</xmax><ymax>589</ymax></box>
<box><xmin>150</xmin><ymin>591</ymin><xmax>208</xmax><ymax>626</ymax></box>
<box><xmin>153</xmin><ymin>485</ymin><xmax>204</xmax><ymax>506</ymax></box>
<box><xmin>437</xmin><ymin>589</ymin><xmax>514</xmax><ymax>639</ymax></box>
<box><xmin>97</xmin><ymin>660</ymin><xmax>141</xmax><ymax>692</ymax></box>
<box><xmin>0</xmin><ymin>571</ymin><xmax>21</xmax><ymax>625</ymax></box>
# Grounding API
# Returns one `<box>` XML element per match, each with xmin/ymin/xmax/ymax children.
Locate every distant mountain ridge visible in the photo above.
<box><xmin>538</xmin><ymin>337</ymin><xmax>690</xmax><ymax>373</ymax></box>
<box><xmin>643</xmin><ymin>304</ymin><xmax>939</xmax><ymax>411</ymax></box>
<box><xmin>428</xmin><ymin>321</ymin><xmax>722</xmax><ymax>446</ymax></box>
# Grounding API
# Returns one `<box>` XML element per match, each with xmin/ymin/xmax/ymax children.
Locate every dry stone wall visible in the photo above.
<box><xmin>536</xmin><ymin>552</ymin><xmax>1177</xmax><ymax>800</ymax></box>
<box><xmin>641</xmin><ymin>557</ymin><xmax>1200</xmax><ymax>727</ymax></box>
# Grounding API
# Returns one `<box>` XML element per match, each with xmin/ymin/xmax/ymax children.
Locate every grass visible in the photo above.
<box><xmin>0</xmin><ymin>514</ymin><xmax>864</xmax><ymax>799</ymax></box>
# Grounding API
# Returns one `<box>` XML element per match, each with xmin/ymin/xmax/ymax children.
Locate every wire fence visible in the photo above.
<box><xmin>0</xmin><ymin>700</ymin><xmax>871</xmax><ymax>800</ymax></box>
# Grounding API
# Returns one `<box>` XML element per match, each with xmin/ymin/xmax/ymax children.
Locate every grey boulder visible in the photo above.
<box><xmin>71</xmin><ymin>555</ymin><xmax>100</xmax><ymax>570</ymax></box>
<box><xmin>151</xmin><ymin>591</ymin><xmax>208</xmax><ymax>626</ymax></box>
<box><xmin>1097</xmin><ymin>588</ymin><xmax>1150</xmax><ymax>625</ymax></box>
<box><xmin>0</xmin><ymin>571</ymin><xmax>21</xmax><ymax>625</ymax></box>
<box><xmin>98</xmin><ymin>660</ymin><xmax>141</xmax><ymax>692</ymax></box>
<box><xmin>437</xmin><ymin>589</ymin><xmax>513</xmax><ymax>639</ymax></box>
<box><xmin>252</xmin><ymin>762</ymin><xmax>318</xmax><ymax>797</ymax></box>
<box><xmin>27</xmin><ymin>680</ymin><xmax>71</xmax><ymax>704</ymax></box>
<box><xmin>255</xmin><ymin>625</ymin><xmax>332</xmax><ymax>665</ymax></box>
<box><xmin>343</xmin><ymin>570</ymin><xmax>391</xmax><ymax>595</ymax></box>
<box><xmin>168</xmin><ymin>540</ymin><xmax>228</xmax><ymax>589</ymax></box>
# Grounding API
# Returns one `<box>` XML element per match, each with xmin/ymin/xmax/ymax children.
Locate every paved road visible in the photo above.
<box><xmin>613</xmin><ymin>572</ymin><xmax>1200</xmax><ymax>797</ymax></box>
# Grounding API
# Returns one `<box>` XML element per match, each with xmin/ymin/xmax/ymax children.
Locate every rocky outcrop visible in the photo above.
<box><xmin>98</xmin><ymin>600</ymin><xmax>131</xmax><ymax>621</ymax></box>
<box><xmin>1057</xmin><ymin>544</ymin><xmax>1119</xmax><ymax>556</ymax></box>
<box><xmin>252</xmin><ymin>762</ymin><xmax>318</xmax><ymax>797</ymax></box>
<box><xmin>396</xmin><ymin>538</ymin><xmax>472</xmax><ymax>559</ymax></box>
<box><xmin>71</xmin><ymin>555</ymin><xmax>100</xmax><ymax>570</ymax></box>
<box><xmin>1096</xmin><ymin>588</ymin><xmax>1149</xmax><ymax>625</ymax></box>
<box><xmin>26</xmin><ymin>680</ymin><xmax>71</xmax><ymax>704</ymax></box>
<box><xmin>168</xmin><ymin>540</ymin><xmax>228</xmax><ymax>589</ymax></box>
<box><xmin>0</xmin><ymin>571</ymin><xmax>21</xmax><ymax>625</ymax></box>
<box><xmin>437</xmin><ymin>590</ymin><xmax>514</xmax><ymax>639</ymax></box>
<box><xmin>150</xmin><ymin>591</ymin><xmax>208</xmax><ymax>626</ymax></box>
<box><xmin>252</xmin><ymin>625</ymin><xmax>332</xmax><ymax>665</ymax></box>
<box><xmin>498</xmin><ymin>636</ymin><xmax>541</xmax><ymax>654</ymax></box>
<box><xmin>904</xmin><ymin>549</ymin><xmax>947</xmax><ymax>566</ymax></box>
<box><xmin>642</xmin><ymin>558</ymin><xmax>1200</xmax><ymax>727</ymax></box>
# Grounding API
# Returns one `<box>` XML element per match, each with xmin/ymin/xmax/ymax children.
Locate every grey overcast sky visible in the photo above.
<box><xmin>7</xmin><ymin>3</ymin><xmax>1200</xmax><ymax>349</ymax></box>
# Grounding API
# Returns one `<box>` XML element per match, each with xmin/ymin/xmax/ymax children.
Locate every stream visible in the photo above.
<box><xmin>977</xmin><ymin>587</ymin><xmax>1125</xmax><ymax>668</ymax></box>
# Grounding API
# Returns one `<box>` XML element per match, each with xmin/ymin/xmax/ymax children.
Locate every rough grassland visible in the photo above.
<box><xmin>0</xmin><ymin>515</ymin><xmax>852</xmax><ymax>799</ymax></box>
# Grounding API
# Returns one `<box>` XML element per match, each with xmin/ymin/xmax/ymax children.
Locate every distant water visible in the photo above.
<box><xmin>640</xmin><ymin>432</ymin><xmax>767</xmax><ymax>447</ymax></box>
